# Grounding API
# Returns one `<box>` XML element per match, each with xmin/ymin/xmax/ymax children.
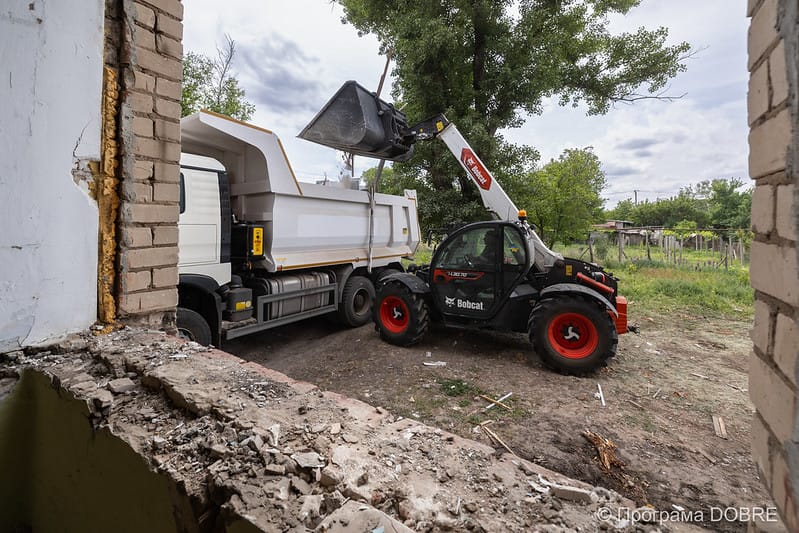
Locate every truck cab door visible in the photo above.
<box><xmin>430</xmin><ymin>225</ymin><xmax>501</xmax><ymax>319</ymax></box>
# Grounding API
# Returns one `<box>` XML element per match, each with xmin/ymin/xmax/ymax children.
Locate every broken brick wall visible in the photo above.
<box><xmin>747</xmin><ymin>0</ymin><xmax>799</xmax><ymax>529</ymax></box>
<box><xmin>106</xmin><ymin>0</ymin><xmax>183</xmax><ymax>329</ymax></box>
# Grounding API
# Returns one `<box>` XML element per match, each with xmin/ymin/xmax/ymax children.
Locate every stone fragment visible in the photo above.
<box><xmin>291</xmin><ymin>475</ymin><xmax>312</xmax><ymax>495</ymax></box>
<box><xmin>299</xmin><ymin>494</ymin><xmax>322</xmax><ymax>522</ymax></box>
<box><xmin>292</xmin><ymin>451</ymin><xmax>325</xmax><ymax>469</ymax></box>
<box><xmin>342</xmin><ymin>433</ymin><xmax>359</xmax><ymax>444</ymax></box>
<box><xmin>90</xmin><ymin>388</ymin><xmax>114</xmax><ymax>409</ymax></box>
<box><xmin>310</xmin><ymin>423</ymin><xmax>327</xmax><ymax>433</ymax></box>
<box><xmin>265</xmin><ymin>464</ymin><xmax>286</xmax><ymax>476</ymax></box>
<box><xmin>276</xmin><ymin>477</ymin><xmax>291</xmax><ymax>500</ymax></box>
<box><xmin>549</xmin><ymin>483</ymin><xmax>598</xmax><ymax>504</ymax></box>
<box><xmin>330</xmin><ymin>422</ymin><xmax>341</xmax><ymax>435</ymax></box>
<box><xmin>108</xmin><ymin>377</ymin><xmax>136</xmax><ymax>394</ymax></box>
<box><xmin>320</xmin><ymin>466</ymin><xmax>341</xmax><ymax>487</ymax></box>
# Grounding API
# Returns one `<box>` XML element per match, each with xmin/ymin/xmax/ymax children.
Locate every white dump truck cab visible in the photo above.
<box><xmin>177</xmin><ymin>110</ymin><xmax>420</xmax><ymax>346</ymax></box>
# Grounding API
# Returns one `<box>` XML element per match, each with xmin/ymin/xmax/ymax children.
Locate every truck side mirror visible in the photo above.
<box><xmin>298</xmin><ymin>81</ymin><xmax>415</xmax><ymax>162</ymax></box>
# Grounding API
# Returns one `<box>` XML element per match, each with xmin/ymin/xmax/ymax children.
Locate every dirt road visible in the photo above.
<box><xmin>225</xmin><ymin>311</ymin><xmax>772</xmax><ymax>532</ymax></box>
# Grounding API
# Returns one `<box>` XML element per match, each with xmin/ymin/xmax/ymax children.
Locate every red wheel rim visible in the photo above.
<box><xmin>380</xmin><ymin>296</ymin><xmax>410</xmax><ymax>334</ymax></box>
<box><xmin>547</xmin><ymin>312</ymin><xmax>599</xmax><ymax>359</ymax></box>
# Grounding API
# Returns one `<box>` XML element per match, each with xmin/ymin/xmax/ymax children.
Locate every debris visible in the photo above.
<box><xmin>425</xmin><ymin>351</ymin><xmax>432</xmax><ymax>358</ymax></box>
<box><xmin>549</xmin><ymin>483</ymin><xmax>598</xmax><ymax>504</ymax></box>
<box><xmin>484</xmin><ymin>392</ymin><xmax>513</xmax><ymax>411</ymax></box>
<box><xmin>712</xmin><ymin>415</ymin><xmax>728</xmax><ymax>439</ymax></box>
<box><xmin>291</xmin><ymin>451</ymin><xmax>326</xmax><ymax>469</ymax></box>
<box><xmin>423</xmin><ymin>361</ymin><xmax>447</xmax><ymax>367</ymax></box>
<box><xmin>582</xmin><ymin>430</ymin><xmax>618</xmax><ymax>471</ymax></box>
<box><xmin>342</xmin><ymin>433</ymin><xmax>359</xmax><ymax>444</ymax></box>
<box><xmin>330</xmin><ymin>422</ymin><xmax>341</xmax><ymax>435</ymax></box>
<box><xmin>480</xmin><ymin>394</ymin><xmax>511</xmax><ymax>411</ymax></box>
<box><xmin>694</xmin><ymin>448</ymin><xmax>717</xmax><ymax>464</ymax></box>
<box><xmin>597</xmin><ymin>384</ymin><xmax>606</xmax><ymax>407</ymax></box>
<box><xmin>626</xmin><ymin>399</ymin><xmax>644</xmax><ymax>409</ymax></box>
<box><xmin>480</xmin><ymin>423</ymin><xmax>516</xmax><ymax>456</ymax></box>
<box><xmin>265</xmin><ymin>464</ymin><xmax>286</xmax><ymax>476</ymax></box>
<box><xmin>690</xmin><ymin>372</ymin><xmax>710</xmax><ymax>380</ymax></box>
<box><xmin>107</xmin><ymin>377</ymin><xmax>136</xmax><ymax>394</ymax></box>
<box><xmin>528</xmin><ymin>480</ymin><xmax>550</xmax><ymax>494</ymax></box>
<box><xmin>267</xmin><ymin>424</ymin><xmax>281</xmax><ymax>447</ymax></box>
<box><xmin>652</xmin><ymin>388</ymin><xmax>661</xmax><ymax>399</ymax></box>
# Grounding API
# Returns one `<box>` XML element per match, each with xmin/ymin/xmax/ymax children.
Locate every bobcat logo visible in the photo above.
<box><xmin>444</xmin><ymin>296</ymin><xmax>456</xmax><ymax>307</ymax></box>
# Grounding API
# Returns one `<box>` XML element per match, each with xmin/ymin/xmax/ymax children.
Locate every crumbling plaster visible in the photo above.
<box><xmin>0</xmin><ymin>1</ymin><xmax>105</xmax><ymax>349</ymax></box>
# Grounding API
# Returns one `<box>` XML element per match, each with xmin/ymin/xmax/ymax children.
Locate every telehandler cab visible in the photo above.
<box><xmin>301</xmin><ymin>81</ymin><xmax>631</xmax><ymax>374</ymax></box>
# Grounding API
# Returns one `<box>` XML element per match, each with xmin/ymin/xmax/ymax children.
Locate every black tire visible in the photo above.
<box><xmin>528</xmin><ymin>296</ymin><xmax>618</xmax><ymax>375</ymax></box>
<box><xmin>373</xmin><ymin>281</ymin><xmax>429</xmax><ymax>346</ymax></box>
<box><xmin>338</xmin><ymin>275</ymin><xmax>376</xmax><ymax>327</ymax></box>
<box><xmin>176</xmin><ymin>307</ymin><xmax>213</xmax><ymax>346</ymax></box>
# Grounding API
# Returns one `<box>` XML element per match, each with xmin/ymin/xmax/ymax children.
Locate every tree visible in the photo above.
<box><xmin>337</xmin><ymin>0</ymin><xmax>690</xmax><ymax>222</ymax></box>
<box><xmin>182</xmin><ymin>35</ymin><xmax>255</xmax><ymax>121</ymax></box>
<box><xmin>516</xmin><ymin>148</ymin><xmax>606</xmax><ymax>248</ymax></box>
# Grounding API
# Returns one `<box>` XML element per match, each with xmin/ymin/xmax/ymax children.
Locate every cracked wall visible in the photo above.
<box><xmin>0</xmin><ymin>1</ymin><xmax>105</xmax><ymax>349</ymax></box>
<box><xmin>747</xmin><ymin>0</ymin><xmax>799</xmax><ymax>530</ymax></box>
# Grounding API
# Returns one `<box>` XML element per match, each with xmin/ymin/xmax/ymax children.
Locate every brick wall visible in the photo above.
<box><xmin>747</xmin><ymin>0</ymin><xmax>799</xmax><ymax>530</ymax></box>
<box><xmin>105</xmin><ymin>0</ymin><xmax>183</xmax><ymax>329</ymax></box>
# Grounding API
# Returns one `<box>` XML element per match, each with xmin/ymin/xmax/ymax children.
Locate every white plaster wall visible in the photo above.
<box><xmin>0</xmin><ymin>1</ymin><xmax>104</xmax><ymax>350</ymax></box>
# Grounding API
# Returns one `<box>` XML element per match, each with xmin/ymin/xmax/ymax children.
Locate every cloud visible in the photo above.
<box><xmin>616</xmin><ymin>138</ymin><xmax>660</xmax><ymax>151</ymax></box>
<box><xmin>236</xmin><ymin>35</ymin><xmax>324</xmax><ymax>113</ymax></box>
<box><xmin>602</xmin><ymin>163</ymin><xmax>640</xmax><ymax>176</ymax></box>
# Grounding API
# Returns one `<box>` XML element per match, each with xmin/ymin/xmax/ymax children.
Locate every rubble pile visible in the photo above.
<box><xmin>0</xmin><ymin>328</ymin><xmax>689</xmax><ymax>532</ymax></box>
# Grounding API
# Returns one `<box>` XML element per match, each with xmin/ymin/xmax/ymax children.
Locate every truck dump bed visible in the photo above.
<box><xmin>180</xmin><ymin>111</ymin><xmax>420</xmax><ymax>273</ymax></box>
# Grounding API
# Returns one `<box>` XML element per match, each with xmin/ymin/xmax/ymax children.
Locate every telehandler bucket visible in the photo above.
<box><xmin>298</xmin><ymin>80</ymin><xmax>414</xmax><ymax>162</ymax></box>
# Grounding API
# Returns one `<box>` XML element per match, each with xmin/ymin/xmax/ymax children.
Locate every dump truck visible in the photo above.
<box><xmin>176</xmin><ymin>110</ymin><xmax>420</xmax><ymax>346</ymax></box>
<box><xmin>300</xmin><ymin>81</ymin><xmax>632</xmax><ymax>374</ymax></box>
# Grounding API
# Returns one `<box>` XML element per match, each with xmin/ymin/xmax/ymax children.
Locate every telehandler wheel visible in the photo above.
<box><xmin>373</xmin><ymin>281</ymin><xmax>429</xmax><ymax>346</ymax></box>
<box><xmin>176</xmin><ymin>307</ymin><xmax>212</xmax><ymax>346</ymax></box>
<box><xmin>528</xmin><ymin>296</ymin><xmax>618</xmax><ymax>375</ymax></box>
<box><xmin>339</xmin><ymin>275</ymin><xmax>376</xmax><ymax>327</ymax></box>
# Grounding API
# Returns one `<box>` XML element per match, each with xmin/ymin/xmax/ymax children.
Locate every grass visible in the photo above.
<box><xmin>559</xmin><ymin>243</ymin><xmax>753</xmax><ymax>320</ymax></box>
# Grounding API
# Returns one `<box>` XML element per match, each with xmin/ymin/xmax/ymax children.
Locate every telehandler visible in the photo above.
<box><xmin>301</xmin><ymin>81</ymin><xmax>631</xmax><ymax>374</ymax></box>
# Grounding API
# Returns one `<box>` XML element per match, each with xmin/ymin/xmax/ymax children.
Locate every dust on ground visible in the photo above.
<box><xmin>225</xmin><ymin>310</ymin><xmax>772</xmax><ymax>532</ymax></box>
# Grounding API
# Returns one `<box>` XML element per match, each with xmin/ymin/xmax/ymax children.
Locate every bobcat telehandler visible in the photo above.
<box><xmin>300</xmin><ymin>81</ymin><xmax>630</xmax><ymax>374</ymax></box>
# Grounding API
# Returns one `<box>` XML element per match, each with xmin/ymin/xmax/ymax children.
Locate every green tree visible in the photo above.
<box><xmin>182</xmin><ymin>35</ymin><xmax>255</xmax><ymax>121</ymax></box>
<box><xmin>707</xmin><ymin>178</ymin><xmax>751</xmax><ymax>229</ymax></box>
<box><xmin>516</xmin><ymin>148</ymin><xmax>606</xmax><ymax>248</ymax></box>
<box><xmin>337</xmin><ymin>0</ymin><xmax>690</xmax><ymax>221</ymax></box>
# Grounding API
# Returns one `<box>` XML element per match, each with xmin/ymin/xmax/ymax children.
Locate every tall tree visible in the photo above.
<box><xmin>182</xmin><ymin>35</ymin><xmax>255</xmax><ymax>121</ymax></box>
<box><xmin>516</xmin><ymin>148</ymin><xmax>606</xmax><ymax>248</ymax></box>
<box><xmin>338</xmin><ymin>0</ymin><xmax>690</xmax><ymax>220</ymax></box>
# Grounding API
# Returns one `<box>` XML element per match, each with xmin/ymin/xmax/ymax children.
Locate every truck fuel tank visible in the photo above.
<box><xmin>298</xmin><ymin>80</ymin><xmax>414</xmax><ymax>162</ymax></box>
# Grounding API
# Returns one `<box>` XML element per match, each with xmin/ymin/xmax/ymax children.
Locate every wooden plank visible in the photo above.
<box><xmin>712</xmin><ymin>415</ymin><xmax>728</xmax><ymax>439</ymax></box>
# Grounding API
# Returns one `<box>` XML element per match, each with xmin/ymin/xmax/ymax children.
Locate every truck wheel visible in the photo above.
<box><xmin>339</xmin><ymin>275</ymin><xmax>376</xmax><ymax>327</ymax></box>
<box><xmin>176</xmin><ymin>307</ymin><xmax>212</xmax><ymax>346</ymax></box>
<box><xmin>528</xmin><ymin>296</ymin><xmax>617</xmax><ymax>375</ymax></box>
<box><xmin>374</xmin><ymin>281</ymin><xmax>429</xmax><ymax>346</ymax></box>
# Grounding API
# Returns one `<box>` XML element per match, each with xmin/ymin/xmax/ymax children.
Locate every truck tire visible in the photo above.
<box><xmin>176</xmin><ymin>307</ymin><xmax>213</xmax><ymax>346</ymax></box>
<box><xmin>528</xmin><ymin>296</ymin><xmax>617</xmax><ymax>375</ymax></box>
<box><xmin>339</xmin><ymin>275</ymin><xmax>376</xmax><ymax>327</ymax></box>
<box><xmin>374</xmin><ymin>281</ymin><xmax>429</xmax><ymax>346</ymax></box>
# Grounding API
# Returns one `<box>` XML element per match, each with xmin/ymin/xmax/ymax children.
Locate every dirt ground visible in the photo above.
<box><xmin>225</xmin><ymin>310</ymin><xmax>773</xmax><ymax>532</ymax></box>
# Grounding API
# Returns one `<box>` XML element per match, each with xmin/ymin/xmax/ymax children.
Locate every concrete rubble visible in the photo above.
<box><xmin>0</xmin><ymin>327</ymin><xmax>706</xmax><ymax>532</ymax></box>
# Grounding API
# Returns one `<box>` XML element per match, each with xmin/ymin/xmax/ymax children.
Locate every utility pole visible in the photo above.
<box><xmin>633</xmin><ymin>190</ymin><xmax>639</xmax><ymax>205</ymax></box>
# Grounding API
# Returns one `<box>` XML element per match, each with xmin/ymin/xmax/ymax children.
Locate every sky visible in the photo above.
<box><xmin>183</xmin><ymin>0</ymin><xmax>750</xmax><ymax>207</ymax></box>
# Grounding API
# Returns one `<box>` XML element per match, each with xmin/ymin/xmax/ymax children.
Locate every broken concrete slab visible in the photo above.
<box><xmin>107</xmin><ymin>377</ymin><xmax>135</xmax><ymax>394</ymax></box>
